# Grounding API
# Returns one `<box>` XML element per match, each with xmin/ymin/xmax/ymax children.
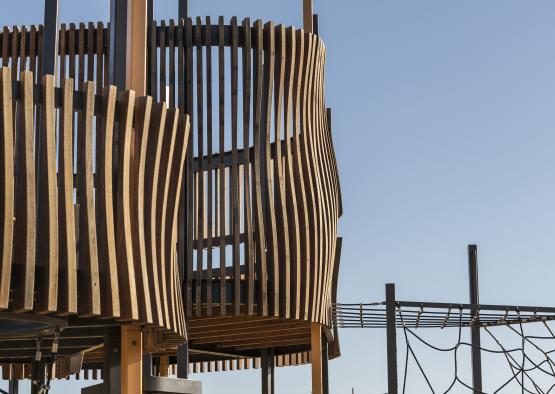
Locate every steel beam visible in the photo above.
<box><xmin>179</xmin><ymin>0</ymin><xmax>189</xmax><ymax>21</ymax></box>
<box><xmin>109</xmin><ymin>0</ymin><xmax>128</xmax><ymax>90</ymax></box>
<box><xmin>42</xmin><ymin>0</ymin><xmax>60</xmax><ymax>77</ymax></box>
<box><xmin>261</xmin><ymin>348</ymin><xmax>274</xmax><ymax>394</ymax></box>
<box><xmin>104</xmin><ymin>327</ymin><xmax>121</xmax><ymax>394</ymax></box>
<box><xmin>468</xmin><ymin>245</ymin><xmax>483</xmax><ymax>393</ymax></box>
<box><xmin>386</xmin><ymin>283</ymin><xmax>398</xmax><ymax>394</ymax></box>
<box><xmin>177</xmin><ymin>343</ymin><xmax>189</xmax><ymax>379</ymax></box>
<box><xmin>8</xmin><ymin>380</ymin><xmax>18</xmax><ymax>394</ymax></box>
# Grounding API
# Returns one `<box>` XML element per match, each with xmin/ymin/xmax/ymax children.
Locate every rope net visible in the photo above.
<box><xmin>397</xmin><ymin>305</ymin><xmax>555</xmax><ymax>393</ymax></box>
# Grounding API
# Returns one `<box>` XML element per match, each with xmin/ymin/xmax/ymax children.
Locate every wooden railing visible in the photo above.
<box><xmin>149</xmin><ymin>17</ymin><xmax>342</xmax><ymax>327</ymax></box>
<box><xmin>0</xmin><ymin>16</ymin><xmax>342</xmax><ymax>329</ymax></box>
<box><xmin>0</xmin><ymin>67</ymin><xmax>189</xmax><ymax>340</ymax></box>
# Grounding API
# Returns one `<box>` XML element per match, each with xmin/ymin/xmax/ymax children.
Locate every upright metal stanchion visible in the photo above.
<box><xmin>386</xmin><ymin>283</ymin><xmax>398</xmax><ymax>394</ymax></box>
<box><xmin>143</xmin><ymin>353</ymin><xmax>153</xmax><ymax>377</ymax></box>
<box><xmin>468</xmin><ymin>245</ymin><xmax>483</xmax><ymax>393</ymax></box>
<box><xmin>104</xmin><ymin>326</ymin><xmax>121</xmax><ymax>394</ymax></box>
<box><xmin>312</xmin><ymin>14</ymin><xmax>319</xmax><ymax>36</ymax></box>
<box><xmin>179</xmin><ymin>0</ymin><xmax>189</xmax><ymax>21</ymax></box>
<box><xmin>8</xmin><ymin>379</ymin><xmax>18</xmax><ymax>394</ymax></box>
<box><xmin>42</xmin><ymin>0</ymin><xmax>60</xmax><ymax>77</ymax></box>
<box><xmin>109</xmin><ymin>0</ymin><xmax>128</xmax><ymax>90</ymax></box>
<box><xmin>261</xmin><ymin>348</ymin><xmax>275</xmax><ymax>394</ymax></box>
<box><xmin>321</xmin><ymin>334</ymin><xmax>329</xmax><ymax>394</ymax></box>
<box><xmin>177</xmin><ymin>341</ymin><xmax>189</xmax><ymax>379</ymax></box>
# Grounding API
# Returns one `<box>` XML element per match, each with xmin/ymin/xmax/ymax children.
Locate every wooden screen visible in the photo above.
<box><xmin>0</xmin><ymin>67</ymin><xmax>189</xmax><ymax>339</ymax></box>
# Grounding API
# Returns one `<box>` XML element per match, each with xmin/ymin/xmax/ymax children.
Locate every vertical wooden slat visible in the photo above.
<box><xmin>157</xmin><ymin>109</ymin><xmax>180</xmax><ymax>328</ymax></box>
<box><xmin>0</xmin><ymin>68</ymin><xmax>14</xmax><ymax>309</ymax></box>
<box><xmin>68</xmin><ymin>24</ymin><xmax>76</xmax><ymax>81</ymax></box>
<box><xmin>160</xmin><ymin>20</ymin><xmax>166</xmax><ymax>104</ymax></box>
<box><xmin>284</xmin><ymin>27</ymin><xmax>301</xmax><ymax>319</ymax></box>
<box><xmin>144</xmin><ymin>103</ymin><xmax>167</xmax><ymax>327</ymax></box>
<box><xmin>292</xmin><ymin>29</ymin><xmax>310</xmax><ymax>320</ymax></box>
<box><xmin>97</xmin><ymin>22</ymin><xmax>105</xmax><ymax>89</ymax></box>
<box><xmin>205</xmin><ymin>16</ymin><xmax>214</xmax><ymax>316</ymax></box>
<box><xmin>274</xmin><ymin>25</ymin><xmax>291</xmax><ymax>319</ymax></box>
<box><xmin>131</xmin><ymin>96</ymin><xmax>154</xmax><ymax>324</ymax></box>
<box><xmin>230</xmin><ymin>17</ymin><xmax>241</xmax><ymax>316</ymax></box>
<box><xmin>59</xmin><ymin>24</ymin><xmax>66</xmax><ymax>82</ymax></box>
<box><xmin>185</xmin><ymin>17</ymin><xmax>194</xmax><ymax>316</ymax></box>
<box><xmin>1</xmin><ymin>28</ymin><xmax>9</xmax><ymax>67</ymax></box>
<box><xmin>12</xmin><ymin>71</ymin><xmax>35</xmax><ymax>312</ymax></box>
<box><xmin>19</xmin><ymin>26</ymin><xmax>27</xmax><ymax>75</ymax></box>
<box><xmin>57</xmin><ymin>78</ymin><xmax>77</xmax><ymax>315</ymax></box>
<box><xmin>78</xmin><ymin>23</ymin><xmax>85</xmax><ymax>86</ymax></box>
<box><xmin>169</xmin><ymin>20</ymin><xmax>176</xmax><ymax>107</ymax></box>
<box><xmin>95</xmin><ymin>85</ymin><xmax>120</xmax><ymax>319</ymax></box>
<box><xmin>11</xmin><ymin>26</ymin><xmax>19</xmax><ymax>83</ymax></box>
<box><xmin>217</xmin><ymin>16</ymin><xmax>226</xmax><ymax>316</ymax></box>
<box><xmin>87</xmin><ymin>22</ymin><xmax>95</xmax><ymax>81</ymax></box>
<box><xmin>29</xmin><ymin>27</ymin><xmax>36</xmax><ymax>79</ymax></box>
<box><xmin>115</xmin><ymin>90</ymin><xmax>139</xmax><ymax>321</ymax></box>
<box><xmin>149</xmin><ymin>20</ymin><xmax>158</xmax><ymax>100</ymax></box>
<box><xmin>242</xmin><ymin>17</ymin><xmax>255</xmax><ymax>316</ymax></box>
<box><xmin>35</xmin><ymin>74</ymin><xmax>59</xmax><ymax>314</ymax></box>
<box><xmin>262</xmin><ymin>22</ymin><xmax>279</xmax><ymax>317</ymax></box>
<box><xmin>76</xmin><ymin>81</ymin><xmax>100</xmax><ymax>317</ymax></box>
<box><xmin>252</xmin><ymin>20</ymin><xmax>267</xmax><ymax>317</ymax></box>
<box><xmin>194</xmin><ymin>17</ymin><xmax>204</xmax><ymax>317</ymax></box>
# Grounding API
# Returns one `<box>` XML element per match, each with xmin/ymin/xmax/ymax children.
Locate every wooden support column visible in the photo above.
<box><xmin>121</xmin><ymin>326</ymin><xmax>143</xmax><ymax>394</ymax></box>
<box><xmin>311</xmin><ymin>323</ymin><xmax>323</xmax><ymax>394</ymax></box>
<box><xmin>127</xmin><ymin>0</ymin><xmax>148</xmax><ymax>95</ymax></box>
<box><xmin>303</xmin><ymin>0</ymin><xmax>313</xmax><ymax>32</ymax></box>
<box><xmin>159</xmin><ymin>355</ymin><xmax>170</xmax><ymax>377</ymax></box>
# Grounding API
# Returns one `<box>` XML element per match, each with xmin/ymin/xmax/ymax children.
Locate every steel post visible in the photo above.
<box><xmin>42</xmin><ymin>0</ymin><xmax>59</xmax><ymax>77</ymax></box>
<box><xmin>261</xmin><ymin>348</ymin><xmax>275</xmax><ymax>394</ymax></box>
<box><xmin>469</xmin><ymin>245</ymin><xmax>483</xmax><ymax>393</ymax></box>
<box><xmin>386</xmin><ymin>283</ymin><xmax>398</xmax><ymax>394</ymax></box>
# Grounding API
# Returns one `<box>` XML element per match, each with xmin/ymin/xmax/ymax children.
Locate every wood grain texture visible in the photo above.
<box><xmin>0</xmin><ymin>68</ymin><xmax>13</xmax><ymax>309</ymax></box>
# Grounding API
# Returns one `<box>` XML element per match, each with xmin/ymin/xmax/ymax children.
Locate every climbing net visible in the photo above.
<box><xmin>397</xmin><ymin>306</ymin><xmax>555</xmax><ymax>393</ymax></box>
<box><xmin>333</xmin><ymin>301</ymin><xmax>555</xmax><ymax>393</ymax></box>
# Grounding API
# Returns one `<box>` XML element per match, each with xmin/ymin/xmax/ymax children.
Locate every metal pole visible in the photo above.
<box><xmin>143</xmin><ymin>353</ymin><xmax>153</xmax><ymax>377</ymax></box>
<box><xmin>468</xmin><ymin>245</ymin><xmax>483</xmax><ymax>393</ymax></box>
<box><xmin>177</xmin><ymin>342</ymin><xmax>189</xmax><ymax>379</ymax></box>
<box><xmin>104</xmin><ymin>326</ymin><xmax>121</xmax><ymax>394</ymax></box>
<box><xmin>322</xmin><ymin>334</ymin><xmax>329</xmax><ymax>394</ymax></box>
<box><xmin>42</xmin><ymin>0</ymin><xmax>59</xmax><ymax>77</ymax></box>
<box><xmin>109</xmin><ymin>0</ymin><xmax>128</xmax><ymax>90</ymax></box>
<box><xmin>179</xmin><ymin>0</ymin><xmax>189</xmax><ymax>21</ymax></box>
<box><xmin>312</xmin><ymin>14</ymin><xmax>319</xmax><ymax>36</ymax></box>
<box><xmin>261</xmin><ymin>348</ymin><xmax>274</xmax><ymax>394</ymax></box>
<box><xmin>8</xmin><ymin>380</ymin><xmax>18</xmax><ymax>394</ymax></box>
<box><xmin>386</xmin><ymin>283</ymin><xmax>398</xmax><ymax>394</ymax></box>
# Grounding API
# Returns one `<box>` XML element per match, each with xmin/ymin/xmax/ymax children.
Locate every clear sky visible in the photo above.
<box><xmin>3</xmin><ymin>1</ymin><xmax>555</xmax><ymax>393</ymax></box>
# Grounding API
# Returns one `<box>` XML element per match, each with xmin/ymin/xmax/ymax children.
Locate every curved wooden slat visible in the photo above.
<box><xmin>131</xmin><ymin>96</ymin><xmax>154</xmax><ymax>324</ymax></box>
<box><xmin>12</xmin><ymin>71</ymin><xmax>36</xmax><ymax>312</ymax></box>
<box><xmin>58</xmin><ymin>77</ymin><xmax>77</xmax><ymax>315</ymax></box>
<box><xmin>96</xmin><ymin>85</ymin><xmax>120</xmax><ymax>319</ymax></box>
<box><xmin>35</xmin><ymin>74</ymin><xmax>59</xmax><ymax>314</ymax></box>
<box><xmin>115</xmin><ymin>90</ymin><xmax>139</xmax><ymax>321</ymax></box>
<box><xmin>77</xmin><ymin>81</ymin><xmax>100</xmax><ymax>317</ymax></box>
<box><xmin>0</xmin><ymin>67</ymin><xmax>14</xmax><ymax>309</ymax></box>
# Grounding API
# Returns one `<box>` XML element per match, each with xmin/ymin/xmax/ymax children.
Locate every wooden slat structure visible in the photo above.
<box><xmin>149</xmin><ymin>17</ymin><xmax>343</xmax><ymax>360</ymax></box>
<box><xmin>0</xmin><ymin>66</ymin><xmax>189</xmax><ymax>375</ymax></box>
<box><xmin>0</xmin><ymin>15</ymin><xmax>343</xmax><ymax>379</ymax></box>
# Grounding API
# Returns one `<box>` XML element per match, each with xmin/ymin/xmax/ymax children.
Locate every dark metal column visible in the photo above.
<box><xmin>261</xmin><ymin>348</ymin><xmax>275</xmax><ymax>394</ymax></box>
<box><xmin>322</xmin><ymin>335</ymin><xmax>329</xmax><ymax>394</ymax></box>
<box><xmin>8</xmin><ymin>379</ymin><xmax>18</xmax><ymax>394</ymax></box>
<box><xmin>312</xmin><ymin>14</ymin><xmax>319</xmax><ymax>36</ymax></box>
<box><xmin>104</xmin><ymin>327</ymin><xmax>121</xmax><ymax>394</ymax></box>
<box><xmin>147</xmin><ymin>0</ymin><xmax>153</xmax><ymax>26</ymax></box>
<box><xmin>179</xmin><ymin>0</ymin><xmax>189</xmax><ymax>21</ymax></box>
<box><xmin>143</xmin><ymin>353</ymin><xmax>153</xmax><ymax>377</ymax></box>
<box><xmin>109</xmin><ymin>0</ymin><xmax>128</xmax><ymax>90</ymax></box>
<box><xmin>177</xmin><ymin>342</ymin><xmax>189</xmax><ymax>379</ymax></box>
<box><xmin>468</xmin><ymin>245</ymin><xmax>483</xmax><ymax>393</ymax></box>
<box><xmin>42</xmin><ymin>0</ymin><xmax>60</xmax><ymax>76</ymax></box>
<box><xmin>386</xmin><ymin>283</ymin><xmax>398</xmax><ymax>394</ymax></box>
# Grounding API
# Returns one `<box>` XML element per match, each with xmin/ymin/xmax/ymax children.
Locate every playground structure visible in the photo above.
<box><xmin>334</xmin><ymin>246</ymin><xmax>555</xmax><ymax>393</ymax></box>
<box><xmin>0</xmin><ymin>0</ymin><xmax>343</xmax><ymax>393</ymax></box>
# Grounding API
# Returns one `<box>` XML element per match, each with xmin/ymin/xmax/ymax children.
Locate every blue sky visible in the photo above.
<box><xmin>3</xmin><ymin>1</ymin><xmax>555</xmax><ymax>392</ymax></box>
